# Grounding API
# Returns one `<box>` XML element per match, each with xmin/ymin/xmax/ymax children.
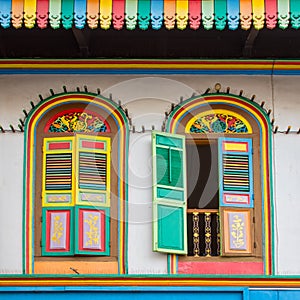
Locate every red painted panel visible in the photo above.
<box><xmin>48</xmin><ymin>142</ymin><xmax>71</xmax><ymax>150</ymax></box>
<box><xmin>178</xmin><ymin>261</ymin><xmax>264</xmax><ymax>274</ymax></box>
<box><xmin>45</xmin><ymin>210</ymin><xmax>71</xmax><ymax>253</ymax></box>
<box><xmin>82</xmin><ymin>140</ymin><xmax>104</xmax><ymax>150</ymax></box>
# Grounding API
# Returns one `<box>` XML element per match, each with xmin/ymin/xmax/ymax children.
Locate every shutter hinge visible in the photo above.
<box><xmin>254</xmin><ymin>241</ymin><xmax>257</xmax><ymax>249</ymax></box>
<box><xmin>40</xmin><ymin>240</ymin><xmax>43</xmax><ymax>248</ymax></box>
<box><xmin>253</xmin><ymin>216</ymin><xmax>255</xmax><ymax>223</ymax></box>
<box><xmin>40</xmin><ymin>216</ymin><xmax>43</xmax><ymax>222</ymax></box>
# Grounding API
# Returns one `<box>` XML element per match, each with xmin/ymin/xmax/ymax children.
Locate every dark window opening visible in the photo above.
<box><xmin>186</xmin><ymin>141</ymin><xmax>220</xmax><ymax>257</ymax></box>
<box><xmin>187</xmin><ymin>142</ymin><xmax>219</xmax><ymax>209</ymax></box>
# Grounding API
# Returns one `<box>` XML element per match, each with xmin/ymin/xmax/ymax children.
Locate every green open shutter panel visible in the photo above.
<box><xmin>152</xmin><ymin>131</ymin><xmax>187</xmax><ymax>254</ymax></box>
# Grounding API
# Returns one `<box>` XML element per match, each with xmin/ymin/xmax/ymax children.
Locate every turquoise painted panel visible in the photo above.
<box><xmin>157</xmin><ymin>204</ymin><xmax>185</xmax><ymax>251</ymax></box>
<box><xmin>156</xmin><ymin>134</ymin><xmax>183</xmax><ymax>148</ymax></box>
<box><xmin>249</xmin><ymin>290</ymin><xmax>277</xmax><ymax>300</ymax></box>
<box><xmin>156</xmin><ymin>147</ymin><xmax>183</xmax><ymax>188</ymax></box>
<box><xmin>4</xmin><ymin>289</ymin><xmax>300</xmax><ymax>300</ymax></box>
<box><xmin>278</xmin><ymin>291</ymin><xmax>300</xmax><ymax>300</ymax></box>
<box><xmin>157</xmin><ymin>187</ymin><xmax>184</xmax><ymax>201</ymax></box>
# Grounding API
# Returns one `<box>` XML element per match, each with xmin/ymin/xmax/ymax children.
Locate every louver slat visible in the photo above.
<box><xmin>223</xmin><ymin>154</ymin><xmax>250</xmax><ymax>192</ymax></box>
<box><xmin>79</xmin><ymin>152</ymin><xmax>107</xmax><ymax>190</ymax></box>
<box><xmin>45</xmin><ymin>153</ymin><xmax>72</xmax><ymax>190</ymax></box>
<box><xmin>219</xmin><ymin>138</ymin><xmax>253</xmax><ymax>208</ymax></box>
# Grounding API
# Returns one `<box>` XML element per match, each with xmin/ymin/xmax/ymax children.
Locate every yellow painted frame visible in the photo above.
<box><xmin>75</xmin><ymin>134</ymin><xmax>111</xmax><ymax>207</ymax></box>
<box><xmin>42</xmin><ymin>137</ymin><xmax>76</xmax><ymax>207</ymax></box>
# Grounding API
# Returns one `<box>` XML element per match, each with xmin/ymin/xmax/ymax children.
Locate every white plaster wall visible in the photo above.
<box><xmin>273</xmin><ymin>134</ymin><xmax>300</xmax><ymax>275</ymax></box>
<box><xmin>0</xmin><ymin>75</ymin><xmax>273</xmax><ymax>129</ymax></box>
<box><xmin>0</xmin><ymin>134</ymin><xmax>23</xmax><ymax>273</ymax></box>
<box><xmin>1</xmin><ymin>73</ymin><xmax>300</xmax><ymax>275</ymax></box>
<box><xmin>273</xmin><ymin>76</ymin><xmax>300</xmax><ymax>130</ymax></box>
<box><xmin>103</xmin><ymin>77</ymin><xmax>196</xmax><ymax>274</ymax></box>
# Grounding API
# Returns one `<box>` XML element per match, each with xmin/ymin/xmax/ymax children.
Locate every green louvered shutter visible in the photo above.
<box><xmin>152</xmin><ymin>131</ymin><xmax>187</xmax><ymax>254</ymax></box>
<box><xmin>218</xmin><ymin>138</ymin><xmax>254</xmax><ymax>255</ymax></box>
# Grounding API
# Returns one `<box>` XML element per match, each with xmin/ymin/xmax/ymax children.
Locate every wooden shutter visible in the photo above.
<box><xmin>75</xmin><ymin>206</ymin><xmax>110</xmax><ymax>255</ymax></box>
<box><xmin>42</xmin><ymin>137</ymin><xmax>75</xmax><ymax>255</ymax></box>
<box><xmin>152</xmin><ymin>131</ymin><xmax>187</xmax><ymax>254</ymax></box>
<box><xmin>218</xmin><ymin>138</ymin><xmax>254</xmax><ymax>255</ymax></box>
<box><xmin>42</xmin><ymin>137</ymin><xmax>75</xmax><ymax>206</ymax></box>
<box><xmin>74</xmin><ymin>134</ymin><xmax>111</xmax><ymax>255</ymax></box>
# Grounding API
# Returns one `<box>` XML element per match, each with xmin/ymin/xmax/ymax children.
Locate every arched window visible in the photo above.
<box><xmin>152</xmin><ymin>94</ymin><xmax>274</xmax><ymax>275</ymax></box>
<box><xmin>24</xmin><ymin>93</ymin><xmax>129</xmax><ymax>274</ymax></box>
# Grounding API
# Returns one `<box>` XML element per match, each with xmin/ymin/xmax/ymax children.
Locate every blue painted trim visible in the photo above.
<box><xmin>0</xmin><ymin>286</ymin><xmax>249</xmax><ymax>292</ymax></box>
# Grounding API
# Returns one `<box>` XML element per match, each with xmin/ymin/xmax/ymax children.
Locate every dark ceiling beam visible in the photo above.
<box><xmin>243</xmin><ymin>27</ymin><xmax>259</xmax><ymax>58</ymax></box>
<box><xmin>72</xmin><ymin>28</ymin><xmax>90</xmax><ymax>58</ymax></box>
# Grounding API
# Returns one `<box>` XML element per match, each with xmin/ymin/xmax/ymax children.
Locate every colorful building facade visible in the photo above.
<box><xmin>1</xmin><ymin>0</ymin><xmax>300</xmax><ymax>298</ymax></box>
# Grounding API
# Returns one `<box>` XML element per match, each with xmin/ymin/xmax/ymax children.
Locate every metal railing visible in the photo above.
<box><xmin>187</xmin><ymin>209</ymin><xmax>220</xmax><ymax>257</ymax></box>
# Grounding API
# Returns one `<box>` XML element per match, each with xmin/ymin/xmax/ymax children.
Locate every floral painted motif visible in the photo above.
<box><xmin>51</xmin><ymin>215</ymin><xmax>63</xmax><ymax>245</ymax></box>
<box><xmin>230</xmin><ymin>214</ymin><xmax>245</xmax><ymax>249</ymax></box>
<box><xmin>84</xmin><ymin>214</ymin><xmax>100</xmax><ymax>247</ymax></box>
<box><xmin>48</xmin><ymin>111</ymin><xmax>108</xmax><ymax>133</ymax></box>
<box><xmin>190</xmin><ymin>113</ymin><xmax>249</xmax><ymax>133</ymax></box>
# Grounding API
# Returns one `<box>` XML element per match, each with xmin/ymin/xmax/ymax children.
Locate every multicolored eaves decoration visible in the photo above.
<box><xmin>1</xmin><ymin>0</ymin><xmax>300</xmax><ymax>30</ymax></box>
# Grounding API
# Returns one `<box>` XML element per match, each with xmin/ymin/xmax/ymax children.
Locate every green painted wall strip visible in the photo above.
<box><xmin>277</xmin><ymin>0</ymin><xmax>290</xmax><ymax>29</ymax></box>
<box><xmin>202</xmin><ymin>0</ymin><xmax>214</xmax><ymax>29</ymax></box>
<box><xmin>49</xmin><ymin>0</ymin><xmax>62</xmax><ymax>29</ymax></box>
<box><xmin>22</xmin><ymin>130</ymin><xmax>28</xmax><ymax>274</ymax></box>
<box><xmin>125</xmin><ymin>0</ymin><xmax>138</xmax><ymax>30</ymax></box>
<box><xmin>215</xmin><ymin>0</ymin><xmax>227</xmax><ymax>30</ymax></box>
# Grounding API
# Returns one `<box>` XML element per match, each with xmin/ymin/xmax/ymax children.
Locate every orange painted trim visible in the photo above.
<box><xmin>0</xmin><ymin>277</ymin><xmax>300</xmax><ymax>287</ymax></box>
